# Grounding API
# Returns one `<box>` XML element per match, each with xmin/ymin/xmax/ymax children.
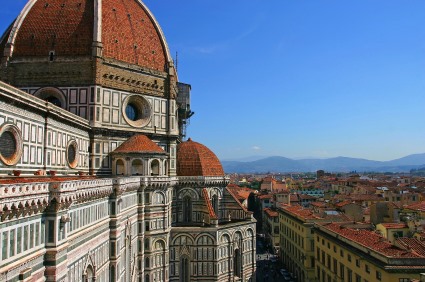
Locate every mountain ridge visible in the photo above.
<box><xmin>221</xmin><ymin>153</ymin><xmax>425</xmax><ymax>173</ymax></box>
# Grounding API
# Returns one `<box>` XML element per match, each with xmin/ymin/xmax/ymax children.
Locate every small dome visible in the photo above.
<box><xmin>177</xmin><ymin>138</ymin><xmax>224</xmax><ymax>177</ymax></box>
<box><xmin>113</xmin><ymin>135</ymin><xmax>165</xmax><ymax>154</ymax></box>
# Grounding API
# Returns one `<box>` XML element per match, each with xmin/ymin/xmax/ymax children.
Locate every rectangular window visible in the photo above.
<box><xmin>348</xmin><ymin>254</ymin><xmax>352</xmax><ymax>262</ymax></box>
<box><xmin>355</xmin><ymin>274</ymin><xmax>361</xmax><ymax>282</ymax></box>
<box><xmin>17</xmin><ymin>227</ymin><xmax>22</xmax><ymax>254</ymax></box>
<box><xmin>376</xmin><ymin>271</ymin><xmax>382</xmax><ymax>281</ymax></box>
<box><xmin>24</xmin><ymin>226</ymin><xmax>28</xmax><ymax>251</ymax></box>
<box><xmin>365</xmin><ymin>264</ymin><xmax>370</xmax><ymax>273</ymax></box>
<box><xmin>340</xmin><ymin>263</ymin><xmax>345</xmax><ymax>279</ymax></box>
<box><xmin>48</xmin><ymin>220</ymin><xmax>55</xmax><ymax>243</ymax></box>
<box><xmin>2</xmin><ymin>231</ymin><xmax>8</xmax><ymax>259</ymax></box>
<box><xmin>347</xmin><ymin>268</ymin><xmax>353</xmax><ymax>282</ymax></box>
<box><xmin>41</xmin><ymin>222</ymin><xmax>45</xmax><ymax>244</ymax></box>
<box><xmin>30</xmin><ymin>224</ymin><xmax>34</xmax><ymax>248</ymax></box>
<box><xmin>10</xmin><ymin>229</ymin><xmax>15</xmax><ymax>257</ymax></box>
<box><xmin>356</xmin><ymin>259</ymin><xmax>360</xmax><ymax>267</ymax></box>
<box><xmin>35</xmin><ymin>223</ymin><xmax>39</xmax><ymax>246</ymax></box>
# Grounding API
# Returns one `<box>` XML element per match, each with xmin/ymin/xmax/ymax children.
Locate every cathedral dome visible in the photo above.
<box><xmin>177</xmin><ymin>138</ymin><xmax>224</xmax><ymax>177</ymax></box>
<box><xmin>1</xmin><ymin>0</ymin><xmax>171</xmax><ymax>72</ymax></box>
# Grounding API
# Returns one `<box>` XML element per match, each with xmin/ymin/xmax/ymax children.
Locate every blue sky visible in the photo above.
<box><xmin>1</xmin><ymin>0</ymin><xmax>425</xmax><ymax>161</ymax></box>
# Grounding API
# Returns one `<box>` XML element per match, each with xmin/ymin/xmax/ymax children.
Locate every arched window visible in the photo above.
<box><xmin>150</xmin><ymin>159</ymin><xmax>160</xmax><ymax>176</ymax></box>
<box><xmin>116</xmin><ymin>159</ymin><xmax>125</xmax><ymax>175</ymax></box>
<box><xmin>183</xmin><ymin>196</ymin><xmax>192</xmax><ymax>223</ymax></box>
<box><xmin>84</xmin><ymin>265</ymin><xmax>94</xmax><ymax>282</ymax></box>
<box><xmin>211</xmin><ymin>194</ymin><xmax>219</xmax><ymax>216</ymax></box>
<box><xmin>180</xmin><ymin>256</ymin><xmax>190</xmax><ymax>282</ymax></box>
<box><xmin>163</xmin><ymin>160</ymin><xmax>168</xmax><ymax>175</ymax></box>
<box><xmin>145</xmin><ymin>257</ymin><xmax>150</xmax><ymax>268</ymax></box>
<box><xmin>145</xmin><ymin>274</ymin><xmax>150</xmax><ymax>282</ymax></box>
<box><xmin>34</xmin><ymin>87</ymin><xmax>67</xmax><ymax>109</ymax></box>
<box><xmin>110</xmin><ymin>265</ymin><xmax>115</xmax><ymax>281</ymax></box>
<box><xmin>234</xmin><ymin>249</ymin><xmax>241</xmax><ymax>277</ymax></box>
<box><xmin>132</xmin><ymin>159</ymin><xmax>143</xmax><ymax>175</ymax></box>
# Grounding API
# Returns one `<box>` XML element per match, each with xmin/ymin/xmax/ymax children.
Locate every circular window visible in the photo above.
<box><xmin>0</xmin><ymin>124</ymin><xmax>23</xmax><ymax>166</ymax></box>
<box><xmin>122</xmin><ymin>95</ymin><xmax>151</xmax><ymax>127</ymax></box>
<box><xmin>66</xmin><ymin>140</ymin><xmax>79</xmax><ymax>168</ymax></box>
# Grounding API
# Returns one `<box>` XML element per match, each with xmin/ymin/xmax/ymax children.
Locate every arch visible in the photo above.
<box><xmin>153</xmin><ymin>192</ymin><xmax>165</xmax><ymax>204</ymax></box>
<box><xmin>211</xmin><ymin>194</ymin><xmax>219</xmax><ymax>216</ymax></box>
<box><xmin>220</xmin><ymin>234</ymin><xmax>231</xmax><ymax>244</ymax></box>
<box><xmin>163</xmin><ymin>159</ymin><xmax>168</xmax><ymax>175</ymax></box>
<box><xmin>233</xmin><ymin>249</ymin><xmax>241</xmax><ymax>277</ymax></box>
<box><xmin>34</xmin><ymin>87</ymin><xmax>67</xmax><ymax>109</ymax></box>
<box><xmin>131</xmin><ymin>159</ymin><xmax>143</xmax><ymax>175</ymax></box>
<box><xmin>196</xmin><ymin>234</ymin><xmax>215</xmax><ymax>245</ymax></box>
<box><xmin>145</xmin><ymin>274</ymin><xmax>150</xmax><ymax>282</ymax></box>
<box><xmin>171</xmin><ymin>234</ymin><xmax>194</xmax><ymax>246</ymax></box>
<box><xmin>153</xmin><ymin>239</ymin><xmax>166</xmax><ymax>250</ymax></box>
<box><xmin>209</xmin><ymin>187</ymin><xmax>223</xmax><ymax>199</ymax></box>
<box><xmin>145</xmin><ymin>257</ymin><xmax>150</xmax><ymax>268</ymax></box>
<box><xmin>83</xmin><ymin>265</ymin><xmax>95</xmax><ymax>282</ymax></box>
<box><xmin>234</xmin><ymin>231</ymin><xmax>243</xmax><ymax>251</ymax></box>
<box><xmin>150</xmin><ymin>159</ymin><xmax>160</xmax><ymax>176</ymax></box>
<box><xmin>182</xmin><ymin>195</ymin><xmax>192</xmax><ymax>223</ymax></box>
<box><xmin>177</xmin><ymin>188</ymin><xmax>199</xmax><ymax>200</ymax></box>
<box><xmin>180</xmin><ymin>255</ymin><xmax>190</xmax><ymax>282</ymax></box>
<box><xmin>116</xmin><ymin>159</ymin><xmax>125</xmax><ymax>175</ymax></box>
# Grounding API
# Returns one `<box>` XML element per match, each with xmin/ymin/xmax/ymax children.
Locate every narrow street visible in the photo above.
<box><xmin>256</xmin><ymin>236</ymin><xmax>294</xmax><ymax>282</ymax></box>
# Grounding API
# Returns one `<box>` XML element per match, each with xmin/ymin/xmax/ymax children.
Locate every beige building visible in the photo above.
<box><xmin>315</xmin><ymin>222</ymin><xmax>425</xmax><ymax>282</ymax></box>
<box><xmin>278</xmin><ymin>205</ymin><xmax>348</xmax><ymax>282</ymax></box>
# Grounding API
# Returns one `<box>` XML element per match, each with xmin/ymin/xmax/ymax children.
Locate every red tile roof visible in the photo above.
<box><xmin>11</xmin><ymin>0</ymin><xmax>94</xmax><ymax>57</ymax></box>
<box><xmin>102</xmin><ymin>0</ymin><xmax>167</xmax><ymax>71</ymax></box>
<box><xmin>380</xmin><ymin>223</ymin><xmax>408</xmax><ymax>229</ymax></box>
<box><xmin>283</xmin><ymin>205</ymin><xmax>321</xmax><ymax>220</ymax></box>
<box><xmin>258</xmin><ymin>194</ymin><xmax>273</xmax><ymax>200</ymax></box>
<box><xmin>202</xmin><ymin>188</ymin><xmax>217</xmax><ymax>220</ymax></box>
<box><xmin>177</xmin><ymin>139</ymin><xmax>224</xmax><ymax>177</ymax></box>
<box><xmin>396</xmin><ymin>238</ymin><xmax>425</xmax><ymax>257</ymax></box>
<box><xmin>321</xmin><ymin>223</ymin><xmax>424</xmax><ymax>258</ymax></box>
<box><xmin>113</xmin><ymin>135</ymin><xmax>166</xmax><ymax>154</ymax></box>
<box><xmin>405</xmin><ymin>201</ymin><xmax>425</xmax><ymax>212</ymax></box>
<box><xmin>264</xmin><ymin>208</ymin><xmax>278</xmax><ymax>217</ymax></box>
<box><xmin>2</xmin><ymin>0</ymin><xmax>168</xmax><ymax>71</ymax></box>
<box><xmin>225</xmin><ymin>187</ymin><xmax>248</xmax><ymax>212</ymax></box>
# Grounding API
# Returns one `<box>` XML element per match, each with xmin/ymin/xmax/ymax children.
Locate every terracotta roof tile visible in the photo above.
<box><xmin>405</xmin><ymin>201</ymin><xmax>425</xmax><ymax>212</ymax></box>
<box><xmin>102</xmin><ymin>0</ymin><xmax>167</xmax><ymax>71</ymax></box>
<box><xmin>264</xmin><ymin>208</ymin><xmax>278</xmax><ymax>217</ymax></box>
<box><xmin>113</xmin><ymin>135</ymin><xmax>166</xmax><ymax>154</ymax></box>
<box><xmin>202</xmin><ymin>188</ymin><xmax>217</xmax><ymax>220</ymax></box>
<box><xmin>321</xmin><ymin>223</ymin><xmax>424</xmax><ymax>258</ymax></box>
<box><xmin>396</xmin><ymin>238</ymin><xmax>425</xmax><ymax>257</ymax></box>
<box><xmin>177</xmin><ymin>139</ymin><xmax>224</xmax><ymax>177</ymax></box>
<box><xmin>11</xmin><ymin>0</ymin><xmax>94</xmax><ymax>57</ymax></box>
<box><xmin>380</xmin><ymin>223</ymin><xmax>408</xmax><ymax>229</ymax></box>
<box><xmin>2</xmin><ymin>0</ymin><xmax>168</xmax><ymax>71</ymax></box>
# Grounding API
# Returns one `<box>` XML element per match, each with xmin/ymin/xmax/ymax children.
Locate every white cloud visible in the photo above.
<box><xmin>252</xmin><ymin>146</ymin><xmax>261</xmax><ymax>151</ymax></box>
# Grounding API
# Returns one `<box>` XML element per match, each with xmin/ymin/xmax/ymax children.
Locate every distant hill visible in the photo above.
<box><xmin>221</xmin><ymin>153</ymin><xmax>425</xmax><ymax>173</ymax></box>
